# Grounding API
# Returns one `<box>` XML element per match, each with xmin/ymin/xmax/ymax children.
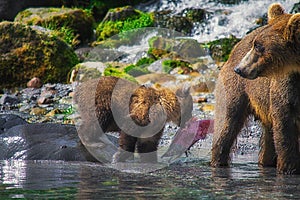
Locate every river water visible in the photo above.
<box><xmin>1</xmin><ymin>156</ymin><xmax>300</xmax><ymax>199</ymax></box>
<box><xmin>1</xmin><ymin>0</ymin><xmax>300</xmax><ymax>199</ymax></box>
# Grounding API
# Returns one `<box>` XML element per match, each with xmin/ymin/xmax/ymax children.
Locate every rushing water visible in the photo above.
<box><xmin>138</xmin><ymin>0</ymin><xmax>298</xmax><ymax>42</ymax></box>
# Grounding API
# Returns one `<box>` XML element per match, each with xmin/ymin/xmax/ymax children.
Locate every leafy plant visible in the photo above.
<box><xmin>42</xmin><ymin>21</ymin><xmax>80</xmax><ymax>47</ymax></box>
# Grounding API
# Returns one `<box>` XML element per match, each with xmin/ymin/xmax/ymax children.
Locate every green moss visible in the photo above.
<box><xmin>15</xmin><ymin>8</ymin><xmax>95</xmax><ymax>46</ymax></box>
<box><xmin>96</xmin><ymin>9</ymin><xmax>154</xmax><ymax>41</ymax></box>
<box><xmin>42</xmin><ymin>21</ymin><xmax>80</xmax><ymax>47</ymax></box>
<box><xmin>205</xmin><ymin>35</ymin><xmax>240</xmax><ymax>62</ymax></box>
<box><xmin>0</xmin><ymin>22</ymin><xmax>79</xmax><ymax>88</ymax></box>
<box><xmin>136</xmin><ymin>57</ymin><xmax>155</xmax><ymax>67</ymax></box>
<box><xmin>162</xmin><ymin>60</ymin><xmax>191</xmax><ymax>73</ymax></box>
<box><xmin>104</xmin><ymin>67</ymin><xmax>137</xmax><ymax>82</ymax></box>
<box><xmin>124</xmin><ymin>64</ymin><xmax>150</xmax><ymax>77</ymax></box>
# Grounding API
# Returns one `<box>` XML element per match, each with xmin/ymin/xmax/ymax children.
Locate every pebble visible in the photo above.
<box><xmin>27</xmin><ymin>77</ymin><xmax>43</xmax><ymax>88</ymax></box>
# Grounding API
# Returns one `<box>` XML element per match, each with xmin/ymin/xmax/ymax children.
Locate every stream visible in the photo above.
<box><xmin>1</xmin><ymin>0</ymin><xmax>300</xmax><ymax>199</ymax></box>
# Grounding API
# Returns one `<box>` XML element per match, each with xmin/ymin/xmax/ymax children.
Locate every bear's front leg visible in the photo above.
<box><xmin>211</xmin><ymin>76</ymin><xmax>250</xmax><ymax>167</ymax></box>
<box><xmin>258</xmin><ymin>124</ymin><xmax>277</xmax><ymax>167</ymax></box>
<box><xmin>112</xmin><ymin>131</ymin><xmax>136</xmax><ymax>163</ymax></box>
<box><xmin>272</xmin><ymin>116</ymin><xmax>300</xmax><ymax>174</ymax></box>
<box><xmin>270</xmin><ymin>79</ymin><xmax>300</xmax><ymax>174</ymax></box>
<box><xmin>136</xmin><ymin>131</ymin><xmax>163</xmax><ymax>163</ymax></box>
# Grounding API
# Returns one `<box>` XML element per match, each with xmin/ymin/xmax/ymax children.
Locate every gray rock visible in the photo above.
<box><xmin>0</xmin><ymin>114</ymin><xmax>27</xmax><ymax>134</ymax></box>
<box><xmin>0</xmin><ymin>123</ymin><xmax>98</xmax><ymax>162</ymax></box>
<box><xmin>0</xmin><ymin>94</ymin><xmax>20</xmax><ymax>105</ymax></box>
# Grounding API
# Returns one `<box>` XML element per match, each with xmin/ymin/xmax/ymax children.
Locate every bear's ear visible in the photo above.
<box><xmin>268</xmin><ymin>3</ymin><xmax>285</xmax><ymax>23</ymax></box>
<box><xmin>284</xmin><ymin>13</ymin><xmax>300</xmax><ymax>44</ymax></box>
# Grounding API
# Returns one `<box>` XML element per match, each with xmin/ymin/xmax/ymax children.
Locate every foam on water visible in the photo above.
<box><xmin>138</xmin><ymin>0</ymin><xmax>298</xmax><ymax>42</ymax></box>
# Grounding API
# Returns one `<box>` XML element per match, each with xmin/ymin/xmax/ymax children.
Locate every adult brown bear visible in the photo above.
<box><xmin>211</xmin><ymin>3</ymin><xmax>300</xmax><ymax>174</ymax></box>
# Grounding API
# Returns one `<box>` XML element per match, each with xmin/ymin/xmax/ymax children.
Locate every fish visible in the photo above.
<box><xmin>162</xmin><ymin>117</ymin><xmax>214</xmax><ymax>160</ymax></box>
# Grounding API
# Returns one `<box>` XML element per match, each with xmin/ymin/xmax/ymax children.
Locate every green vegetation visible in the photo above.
<box><xmin>162</xmin><ymin>60</ymin><xmax>192</xmax><ymax>74</ymax></box>
<box><xmin>42</xmin><ymin>22</ymin><xmax>80</xmax><ymax>47</ymax></box>
<box><xmin>0</xmin><ymin>22</ymin><xmax>79</xmax><ymax>88</ymax></box>
<box><xmin>15</xmin><ymin>8</ymin><xmax>95</xmax><ymax>47</ymax></box>
<box><xmin>96</xmin><ymin>9</ymin><xmax>154</xmax><ymax>41</ymax></box>
<box><xmin>104</xmin><ymin>67</ymin><xmax>137</xmax><ymax>83</ymax></box>
<box><xmin>205</xmin><ymin>35</ymin><xmax>240</xmax><ymax>62</ymax></box>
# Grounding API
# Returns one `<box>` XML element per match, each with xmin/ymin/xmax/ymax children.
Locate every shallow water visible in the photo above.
<box><xmin>1</xmin><ymin>155</ymin><xmax>300</xmax><ymax>199</ymax></box>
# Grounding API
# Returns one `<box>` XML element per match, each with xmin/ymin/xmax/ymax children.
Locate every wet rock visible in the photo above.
<box><xmin>27</xmin><ymin>77</ymin><xmax>43</xmax><ymax>88</ymax></box>
<box><xmin>291</xmin><ymin>2</ymin><xmax>300</xmax><ymax>14</ymax></box>
<box><xmin>37</xmin><ymin>96</ymin><xmax>54</xmax><ymax>105</ymax></box>
<box><xmin>0</xmin><ymin>21</ymin><xmax>79</xmax><ymax>89</ymax></box>
<box><xmin>0</xmin><ymin>94</ymin><xmax>20</xmax><ymax>105</ymax></box>
<box><xmin>20</xmin><ymin>88</ymin><xmax>41</xmax><ymax>101</ymax></box>
<box><xmin>148</xmin><ymin>36</ymin><xmax>207</xmax><ymax>60</ymax></box>
<box><xmin>71</xmin><ymin>62</ymin><xmax>106</xmax><ymax>83</ymax></box>
<box><xmin>153</xmin><ymin>11</ymin><xmax>193</xmax><ymax>35</ymax></box>
<box><xmin>102</xmin><ymin>6</ymin><xmax>140</xmax><ymax>22</ymax></box>
<box><xmin>0</xmin><ymin>114</ymin><xmax>27</xmax><ymax>134</ymax></box>
<box><xmin>180</xmin><ymin>8</ymin><xmax>208</xmax><ymax>23</ymax></box>
<box><xmin>0</xmin><ymin>123</ymin><xmax>97</xmax><ymax>161</ymax></box>
<box><xmin>207</xmin><ymin>35</ymin><xmax>240</xmax><ymax>62</ymax></box>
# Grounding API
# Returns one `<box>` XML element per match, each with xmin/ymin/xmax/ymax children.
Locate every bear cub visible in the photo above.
<box><xmin>88</xmin><ymin>76</ymin><xmax>193</xmax><ymax>163</ymax></box>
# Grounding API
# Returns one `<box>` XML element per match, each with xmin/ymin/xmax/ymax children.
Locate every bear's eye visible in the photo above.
<box><xmin>254</xmin><ymin>42</ymin><xmax>265</xmax><ymax>53</ymax></box>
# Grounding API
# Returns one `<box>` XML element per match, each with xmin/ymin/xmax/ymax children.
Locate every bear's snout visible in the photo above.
<box><xmin>234</xmin><ymin>67</ymin><xmax>246</xmax><ymax>78</ymax></box>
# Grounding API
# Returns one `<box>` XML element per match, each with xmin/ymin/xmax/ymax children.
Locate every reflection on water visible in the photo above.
<box><xmin>1</xmin><ymin>157</ymin><xmax>300</xmax><ymax>199</ymax></box>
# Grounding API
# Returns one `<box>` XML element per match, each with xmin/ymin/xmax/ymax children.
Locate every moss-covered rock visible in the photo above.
<box><xmin>162</xmin><ymin>59</ymin><xmax>193</xmax><ymax>74</ymax></box>
<box><xmin>103</xmin><ymin>67</ymin><xmax>137</xmax><ymax>83</ymax></box>
<box><xmin>123</xmin><ymin>64</ymin><xmax>150</xmax><ymax>77</ymax></box>
<box><xmin>85</xmin><ymin>0</ymin><xmax>150</xmax><ymax>22</ymax></box>
<box><xmin>0</xmin><ymin>21</ymin><xmax>79</xmax><ymax>89</ymax></box>
<box><xmin>148</xmin><ymin>36</ymin><xmax>206</xmax><ymax>60</ymax></box>
<box><xmin>70</xmin><ymin>62</ymin><xmax>106</xmax><ymax>82</ymax></box>
<box><xmin>123</xmin><ymin>57</ymin><xmax>154</xmax><ymax>77</ymax></box>
<box><xmin>180</xmin><ymin>8</ymin><xmax>208</xmax><ymax>23</ymax></box>
<box><xmin>15</xmin><ymin>7</ymin><xmax>95</xmax><ymax>47</ymax></box>
<box><xmin>206</xmin><ymin>35</ymin><xmax>240</xmax><ymax>62</ymax></box>
<box><xmin>96</xmin><ymin>6</ymin><xmax>154</xmax><ymax>41</ymax></box>
<box><xmin>152</xmin><ymin>11</ymin><xmax>193</xmax><ymax>35</ymax></box>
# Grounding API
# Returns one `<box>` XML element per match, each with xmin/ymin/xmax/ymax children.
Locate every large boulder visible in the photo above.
<box><xmin>0</xmin><ymin>21</ymin><xmax>79</xmax><ymax>89</ymax></box>
<box><xmin>0</xmin><ymin>114</ymin><xmax>27</xmax><ymax>134</ymax></box>
<box><xmin>0</xmin><ymin>0</ymin><xmax>63</xmax><ymax>21</ymax></box>
<box><xmin>15</xmin><ymin>7</ymin><xmax>95</xmax><ymax>46</ymax></box>
<box><xmin>0</xmin><ymin>123</ymin><xmax>97</xmax><ymax>161</ymax></box>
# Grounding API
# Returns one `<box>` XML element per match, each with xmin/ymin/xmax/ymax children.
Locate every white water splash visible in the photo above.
<box><xmin>138</xmin><ymin>0</ymin><xmax>298</xmax><ymax>42</ymax></box>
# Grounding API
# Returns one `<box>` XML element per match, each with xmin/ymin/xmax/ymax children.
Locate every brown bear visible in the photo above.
<box><xmin>76</xmin><ymin>76</ymin><xmax>193</xmax><ymax>163</ymax></box>
<box><xmin>211</xmin><ymin>3</ymin><xmax>300</xmax><ymax>174</ymax></box>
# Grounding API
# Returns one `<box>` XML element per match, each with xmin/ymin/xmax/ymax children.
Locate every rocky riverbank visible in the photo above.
<box><xmin>0</xmin><ymin>0</ymin><xmax>297</xmax><ymax>164</ymax></box>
